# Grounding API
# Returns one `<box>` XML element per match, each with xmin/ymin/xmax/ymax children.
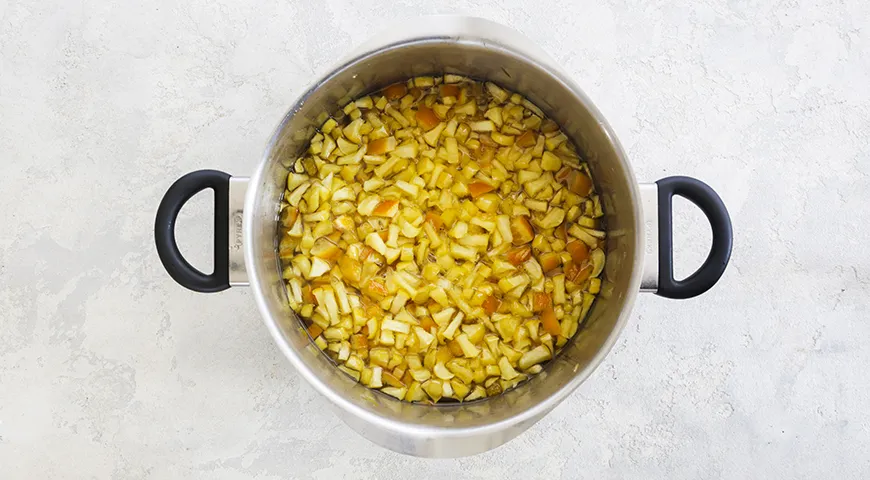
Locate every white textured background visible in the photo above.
<box><xmin>2</xmin><ymin>0</ymin><xmax>869</xmax><ymax>478</ymax></box>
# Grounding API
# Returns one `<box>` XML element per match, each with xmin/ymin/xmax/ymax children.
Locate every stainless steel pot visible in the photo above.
<box><xmin>154</xmin><ymin>17</ymin><xmax>732</xmax><ymax>457</ymax></box>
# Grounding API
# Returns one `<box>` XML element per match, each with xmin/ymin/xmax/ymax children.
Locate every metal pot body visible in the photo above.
<box><xmin>154</xmin><ymin>17</ymin><xmax>733</xmax><ymax>457</ymax></box>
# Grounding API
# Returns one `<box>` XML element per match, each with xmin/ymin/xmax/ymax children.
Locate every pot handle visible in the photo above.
<box><xmin>650</xmin><ymin>176</ymin><xmax>733</xmax><ymax>299</ymax></box>
<box><xmin>155</xmin><ymin>169</ymin><xmax>242</xmax><ymax>293</ymax></box>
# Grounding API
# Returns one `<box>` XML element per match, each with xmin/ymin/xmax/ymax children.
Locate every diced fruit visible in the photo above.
<box><xmin>382</xmin><ymin>370</ymin><xmax>405</xmax><ymax>388</ymax></box>
<box><xmin>468</xmin><ymin>182</ymin><xmax>496</xmax><ymax>198</ymax></box>
<box><xmin>308</xmin><ymin>323</ymin><xmax>323</xmax><ymax>339</ymax></box>
<box><xmin>469</xmin><ymin>120</ymin><xmax>496</xmax><ymax>132</ymax></box>
<box><xmin>590</xmin><ymin>248</ymin><xmax>605</xmax><ymax>278</ymax></box>
<box><xmin>506</xmin><ymin>246</ymin><xmax>532</xmax><ymax>266</ymax></box>
<box><xmin>416</xmin><ymin>105</ymin><xmax>441</xmax><ymax>130</ymax></box>
<box><xmin>541</xmin><ymin>306</ymin><xmax>561</xmax><ymax>335</ymax></box>
<box><xmin>538</xmin><ymin>252</ymin><xmax>561</xmax><ymax>273</ymax></box>
<box><xmin>373</xmin><ymin>200</ymin><xmax>399</xmax><ymax>217</ymax></box>
<box><xmin>333</xmin><ymin>215</ymin><xmax>355</xmax><ymax>232</ymax></box>
<box><xmin>425</xmin><ymin>211</ymin><xmax>444</xmax><ymax>230</ymax></box>
<box><xmin>516</xmin><ymin>130</ymin><xmax>536</xmax><ymax>148</ymax></box>
<box><xmin>498</xmin><ymin>357</ymin><xmax>519</xmax><ymax>380</ymax></box>
<box><xmin>338</xmin><ymin>256</ymin><xmax>362</xmax><ymax>285</ymax></box>
<box><xmin>485</xmin><ymin>82</ymin><xmax>509</xmax><ymax>102</ymax></box>
<box><xmin>566</xmin><ymin>170</ymin><xmax>593</xmax><ymax>196</ymax></box>
<box><xmin>555</xmin><ymin>223</ymin><xmax>568</xmax><ymax>241</ymax></box>
<box><xmin>510</xmin><ymin>216</ymin><xmax>535</xmax><ymax>245</ymax></box>
<box><xmin>541</xmin><ymin>119</ymin><xmax>559</xmax><ymax>133</ymax></box>
<box><xmin>383</xmin><ymin>83</ymin><xmax>407</xmax><ymax>100</ymax></box>
<box><xmin>566</xmin><ymin>240</ymin><xmax>589</xmax><ymax>264</ymax></box>
<box><xmin>533</xmin><ymin>292</ymin><xmax>551</xmax><ymax>313</ymax></box>
<box><xmin>482</xmin><ymin>295</ymin><xmax>501</xmax><ymax>315</ymax></box>
<box><xmin>565</xmin><ymin>261</ymin><xmax>593</xmax><ymax>284</ymax></box>
<box><xmin>367</xmin><ymin>136</ymin><xmax>396</xmax><ymax>155</ymax></box>
<box><xmin>541</xmin><ymin>151</ymin><xmax>562</xmax><ymax>171</ymax></box>
<box><xmin>310</xmin><ymin>237</ymin><xmax>341</xmax><ymax>260</ymax></box>
<box><xmin>366</xmin><ymin>232</ymin><xmax>388</xmax><ymax>256</ymax></box>
<box><xmin>302</xmin><ymin>285</ymin><xmax>316</xmax><ymax>304</ymax></box>
<box><xmin>359</xmin><ymin>246</ymin><xmax>375</xmax><ymax>262</ymax></box>
<box><xmin>279</xmin><ymin>75</ymin><xmax>605</xmax><ymax>404</ymax></box>
<box><xmin>519</xmin><ymin>345</ymin><xmax>552</xmax><ymax>370</ymax></box>
<box><xmin>491</xmin><ymin>132</ymin><xmax>514</xmax><ymax>146</ymax></box>
<box><xmin>351</xmin><ymin>333</ymin><xmax>368</xmax><ymax>350</ymax></box>
<box><xmin>308</xmin><ymin>258</ymin><xmax>330</xmax><ymax>278</ymax></box>
<box><xmin>280</xmin><ymin>207</ymin><xmax>299</xmax><ymax>227</ymax></box>
<box><xmin>536</xmin><ymin>208</ymin><xmax>565</xmax><ymax>229</ymax></box>
<box><xmin>498</xmin><ymin>274</ymin><xmax>530</xmax><ymax>294</ymax></box>
<box><xmin>420</xmin><ymin>316</ymin><xmax>437</xmax><ymax>333</ymax></box>
<box><xmin>364</xmin><ymin>279</ymin><xmax>389</xmax><ymax>299</ymax></box>
<box><xmin>439</xmin><ymin>84</ymin><xmax>460</xmax><ymax>98</ymax></box>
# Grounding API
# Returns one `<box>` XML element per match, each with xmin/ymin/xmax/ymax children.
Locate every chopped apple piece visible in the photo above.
<box><xmin>416</xmin><ymin>105</ymin><xmax>440</xmax><ymax>130</ymax></box>
<box><xmin>538</xmin><ymin>252</ymin><xmax>561</xmax><ymax>273</ymax></box>
<box><xmin>519</xmin><ymin>345</ymin><xmax>552</xmax><ymax>370</ymax></box>
<box><xmin>367</xmin><ymin>136</ymin><xmax>396</xmax><ymax>155</ymax></box>
<box><xmin>383</xmin><ymin>82</ymin><xmax>407</xmax><ymax>100</ymax></box>
<box><xmin>439</xmin><ymin>84</ymin><xmax>460</xmax><ymax>98</ymax></box>
<box><xmin>566</xmin><ymin>239</ymin><xmax>588</xmax><ymax>265</ymax></box>
<box><xmin>566</xmin><ymin>170</ymin><xmax>593</xmax><ymax>196</ymax></box>
<box><xmin>482</xmin><ymin>295</ymin><xmax>501</xmax><ymax>315</ymax></box>
<box><xmin>516</xmin><ymin>130</ymin><xmax>536</xmax><ymax>148</ymax></box>
<box><xmin>532</xmin><ymin>292</ymin><xmax>551</xmax><ymax>313</ymax></box>
<box><xmin>310</xmin><ymin>237</ymin><xmax>341</xmax><ymax>260</ymax></box>
<box><xmin>510</xmin><ymin>216</ymin><xmax>535</xmax><ymax>245</ymax></box>
<box><xmin>308</xmin><ymin>258</ymin><xmax>331</xmax><ymax>278</ymax></box>
<box><xmin>541</xmin><ymin>151</ymin><xmax>562</xmax><ymax>171</ymax></box>
<box><xmin>469</xmin><ymin>120</ymin><xmax>496</xmax><ymax>132</ymax></box>
<box><xmin>372</xmin><ymin>200</ymin><xmax>399</xmax><ymax>217</ymax></box>
<box><xmin>541</xmin><ymin>306</ymin><xmax>561</xmax><ymax>336</ymax></box>
<box><xmin>338</xmin><ymin>256</ymin><xmax>362</xmax><ymax>285</ymax></box>
<box><xmin>590</xmin><ymin>248</ymin><xmax>606</xmax><ymax>278</ymax></box>
<box><xmin>506</xmin><ymin>245</ymin><xmax>532</xmax><ymax>266</ymax></box>
<box><xmin>565</xmin><ymin>261</ymin><xmax>593</xmax><ymax>284</ymax></box>
<box><xmin>468</xmin><ymin>181</ymin><xmax>496</xmax><ymax>198</ymax></box>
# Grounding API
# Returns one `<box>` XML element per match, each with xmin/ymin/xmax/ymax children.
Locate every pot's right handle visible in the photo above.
<box><xmin>641</xmin><ymin>176</ymin><xmax>733</xmax><ymax>299</ymax></box>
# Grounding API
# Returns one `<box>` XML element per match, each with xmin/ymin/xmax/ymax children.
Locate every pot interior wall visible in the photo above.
<box><xmin>248</xmin><ymin>38</ymin><xmax>642</xmax><ymax>445</ymax></box>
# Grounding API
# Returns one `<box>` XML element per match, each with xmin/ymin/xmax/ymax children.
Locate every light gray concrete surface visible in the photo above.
<box><xmin>1</xmin><ymin>0</ymin><xmax>869</xmax><ymax>478</ymax></box>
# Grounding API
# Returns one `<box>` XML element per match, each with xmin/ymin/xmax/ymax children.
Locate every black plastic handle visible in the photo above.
<box><xmin>155</xmin><ymin>170</ymin><xmax>231</xmax><ymax>293</ymax></box>
<box><xmin>656</xmin><ymin>176</ymin><xmax>732</xmax><ymax>299</ymax></box>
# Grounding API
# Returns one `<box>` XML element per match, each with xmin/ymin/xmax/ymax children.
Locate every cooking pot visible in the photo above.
<box><xmin>154</xmin><ymin>17</ymin><xmax>732</xmax><ymax>457</ymax></box>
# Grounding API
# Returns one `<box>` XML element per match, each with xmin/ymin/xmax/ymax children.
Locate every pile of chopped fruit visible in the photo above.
<box><xmin>278</xmin><ymin>75</ymin><xmax>606</xmax><ymax>403</ymax></box>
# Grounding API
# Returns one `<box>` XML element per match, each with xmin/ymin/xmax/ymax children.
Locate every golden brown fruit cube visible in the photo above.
<box><xmin>482</xmin><ymin>295</ymin><xmax>501</xmax><ymax>315</ymax></box>
<box><xmin>516</xmin><ymin>130</ymin><xmax>536</xmax><ymax>148</ymax></box>
<box><xmin>416</xmin><ymin>105</ymin><xmax>441</xmax><ymax>130</ymax></box>
<box><xmin>338</xmin><ymin>256</ymin><xmax>362</xmax><ymax>285</ymax></box>
<box><xmin>383</xmin><ymin>83</ymin><xmax>407</xmax><ymax>100</ymax></box>
<box><xmin>532</xmin><ymin>292</ymin><xmax>551</xmax><ymax>313</ymax></box>
<box><xmin>510</xmin><ymin>216</ymin><xmax>535</xmax><ymax>245</ymax></box>
<box><xmin>439</xmin><ymin>84</ymin><xmax>460</xmax><ymax>98</ymax></box>
<box><xmin>468</xmin><ymin>181</ymin><xmax>496</xmax><ymax>198</ymax></box>
<box><xmin>310</xmin><ymin>237</ymin><xmax>341</xmax><ymax>260</ymax></box>
<box><xmin>506</xmin><ymin>245</ymin><xmax>532</xmax><ymax>266</ymax></box>
<box><xmin>541</xmin><ymin>306</ymin><xmax>561</xmax><ymax>336</ymax></box>
<box><xmin>566</xmin><ymin>240</ymin><xmax>589</xmax><ymax>265</ymax></box>
<box><xmin>566</xmin><ymin>170</ymin><xmax>593</xmax><ymax>197</ymax></box>
<box><xmin>538</xmin><ymin>252</ymin><xmax>562</xmax><ymax>273</ymax></box>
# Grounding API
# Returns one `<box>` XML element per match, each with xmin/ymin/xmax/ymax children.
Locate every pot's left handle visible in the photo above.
<box><xmin>154</xmin><ymin>170</ymin><xmax>249</xmax><ymax>292</ymax></box>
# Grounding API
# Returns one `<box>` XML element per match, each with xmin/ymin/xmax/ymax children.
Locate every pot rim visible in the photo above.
<box><xmin>243</xmin><ymin>33</ymin><xmax>644</xmax><ymax>437</ymax></box>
